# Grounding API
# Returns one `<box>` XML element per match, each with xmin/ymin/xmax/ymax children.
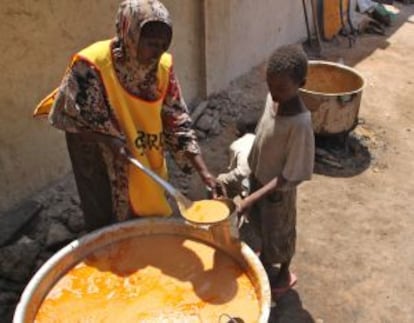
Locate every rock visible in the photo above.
<box><xmin>195</xmin><ymin>129</ymin><xmax>207</xmax><ymax>140</ymax></box>
<box><xmin>195</xmin><ymin>114</ymin><xmax>215</xmax><ymax>132</ymax></box>
<box><xmin>196</xmin><ymin>108</ymin><xmax>221</xmax><ymax>136</ymax></box>
<box><xmin>0</xmin><ymin>304</ymin><xmax>15</xmax><ymax>323</ymax></box>
<box><xmin>0</xmin><ymin>291</ymin><xmax>19</xmax><ymax>305</ymax></box>
<box><xmin>34</xmin><ymin>256</ymin><xmax>51</xmax><ymax>272</ymax></box>
<box><xmin>46</xmin><ymin>222</ymin><xmax>75</xmax><ymax>250</ymax></box>
<box><xmin>70</xmin><ymin>196</ymin><xmax>80</xmax><ymax>206</ymax></box>
<box><xmin>0</xmin><ymin>278</ymin><xmax>25</xmax><ymax>293</ymax></box>
<box><xmin>0</xmin><ymin>200</ymin><xmax>42</xmax><ymax>247</ymax></box>
<box><xmin>0</xmin><ymin>299</ymin><xmax>17</xmax><ymax>323</ymax></box>
<box><xmin>219</xmin><ymin>111</ymin><xmax>236</xmax><ymax>126</ymax></box>
<box><xmin>0</xmin><ymin>236</ymin><xmax>41</xmax><ymax>282</ymax></box>
<box><xmin>66</xmin><ymin>212</ymin><xmax>85</xmax><ymax>233</ymax></box>
<box><xmin>38</xmin><ymin>251</ymin><xmax>55</xmax><ymax>262</ymax></box>
<box><xmin>190</xmin><ymin>100</ymin><xmax>209</xmax><ymax>124</ymax></box>
<box><xmin>22</xmin><ymin>214</ymin><xmax>50</xmax><ymax>245</ymax></box>
<box><xmin>47</xmin><ymin>204</ymin><xmax>74</xmax><ymax>222</ymax></box>
<box><xmin>34</xmin><ymin>250</ymin><xmax>56</xmax><ymax>270</ymax></box>
<box><xmin>209</xmin><ymin>119</ymin><xmax>222</xmax><ymax>136</ymax></box>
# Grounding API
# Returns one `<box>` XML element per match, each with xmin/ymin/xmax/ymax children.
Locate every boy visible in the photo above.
<box><xmin>217</xmin><ymin>112</ymin><xmax>258</xmax><ymax>198</ymax></box>
<box><xmin>237</xmin><ymin>45</ymin><xmax>315</xmax><ymax>297</ymax></box>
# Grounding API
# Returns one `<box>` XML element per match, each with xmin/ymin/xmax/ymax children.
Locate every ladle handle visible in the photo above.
<box><xmin>124</xmin><ymin>153</ymin><xmax>192</xmax><ymax>209</ymax></box>
<box><xmin>125</xmin><ymin>155</ymin><xmax>176</xmax><ymax>196</ymax></box>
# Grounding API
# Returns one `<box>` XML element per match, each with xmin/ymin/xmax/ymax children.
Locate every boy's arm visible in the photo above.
<box><xmin>237</xmin><ymin>175</ymin><xmax>287</xmax><ymax>215</ymax></box>
<box><xmin>217</xmin><ymin>166</ymin><xmax>246</xmax><ymax>186</ymax></box>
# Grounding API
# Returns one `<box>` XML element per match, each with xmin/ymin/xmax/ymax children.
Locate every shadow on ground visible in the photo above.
<box><xmin>269</xmin><ymin>289</ymin><xmax>315</xmax><ymax>323</ymax></box>
<box><xmin>313</xmin><ymin>130</ymin><xmax>372</xmax><ymax>178</ymax></box>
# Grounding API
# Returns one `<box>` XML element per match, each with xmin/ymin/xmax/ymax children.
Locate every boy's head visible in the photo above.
<box><xmin>266</xmin><ymin>44</ymin><xmax>308</xmax><ymax>104</ymax></box>
<box><xmin>236</xmin><ymin>112</ymin><xmax>258</xmax><ymax>137</ymax></box>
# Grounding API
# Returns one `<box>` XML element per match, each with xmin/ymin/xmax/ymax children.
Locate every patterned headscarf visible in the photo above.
<box><xmin>114</xmin><ymin>0</ymin><xmax>171</xmax><ymax>59</ymax></box>
<box><xmin>112</xmin><ymin>0</ymin><xmax>172</xmax><ymax>100</ymax></box>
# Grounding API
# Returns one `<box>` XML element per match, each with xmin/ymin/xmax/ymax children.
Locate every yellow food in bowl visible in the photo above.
<box><xmin>182</xmin><ymin>200</ymin><xmax>230</xmax><ymax>224</ymax></box>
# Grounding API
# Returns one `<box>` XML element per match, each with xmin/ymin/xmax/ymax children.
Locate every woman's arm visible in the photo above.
<box><xmin>162</xmin><ymin>66</ymin><xmax>223</xmax><ymax>197</ymax></box>
<box><xmin>185</xmin><ymin>152</ymin><xmax>224</xmax><ymax>198</ymax></box>
<box><xmin>48</xmin><ymin>59</ymin><xmax>123</xmax><ymax>139</ymax></box>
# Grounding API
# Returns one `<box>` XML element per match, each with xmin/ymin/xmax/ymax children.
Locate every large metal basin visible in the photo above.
<box><xmin>299</xmin><ymin>60</ymin><xmax>365</xmax><ymax>135</ymax></box>
<box><xmin>14</xmin><ymin>218</ymin><xmax>270</xmax><ymax>322</ymax></box>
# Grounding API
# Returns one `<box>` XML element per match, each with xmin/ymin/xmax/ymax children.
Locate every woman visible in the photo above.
<box><xmin>35</xmin><ymin>0</ymin><xmax>221</xmax><ymax>230</ymax></box>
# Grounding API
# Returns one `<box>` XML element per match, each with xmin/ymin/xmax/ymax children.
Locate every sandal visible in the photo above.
<box><xmin>271</xmin><ymin>272</ymin><xmax>297</xmax><ymax>297</ymax></box>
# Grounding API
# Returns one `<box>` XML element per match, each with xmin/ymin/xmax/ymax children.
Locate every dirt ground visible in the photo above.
<box><xmin>185</xmin><ymin>4</ymin><xmax>414</xmax><ymax>323</ymax></box>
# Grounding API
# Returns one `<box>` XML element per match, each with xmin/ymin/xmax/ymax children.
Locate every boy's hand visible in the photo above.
<box><xmin>236</xmin><ymin>198</ymin><xmax>251</xmax><ymax>216</ymax></box>
<box><xmin>234</xmin><ymin>197</ymin><xmax>253</xmax><ymax>229</ymax></box>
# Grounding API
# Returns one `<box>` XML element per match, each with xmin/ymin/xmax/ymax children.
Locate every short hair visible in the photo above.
<box><xmin>236</xmin><ymin>111</ymin><xmax>259</xmax><ymax>135</ymax></box>
<box><xmin>266</xmin><ymin>44</ymin><xmax>308</xmax><ymax>84</ymax></box>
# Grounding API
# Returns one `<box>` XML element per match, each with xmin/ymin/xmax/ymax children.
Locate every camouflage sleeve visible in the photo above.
<box><xmin>48</xmin><ymin>59</ymin><xmax>123</xmax><ymax>138</ymax></box>
<box><xmin>161</xmin><ymin>66</ymin><xmax>200</xmax><ymax>173</ymax></box>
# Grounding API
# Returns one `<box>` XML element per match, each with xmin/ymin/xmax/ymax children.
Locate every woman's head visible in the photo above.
<box><xmin>138</xmin><ymin>21</ymin><xmax>172</xmax><ymax>65</ymax></box>
<box><xmin>266</xmin><ymin>45</ymin><xmax>308</xmax><ymax>103</ymax></box>
<box><xmin>115</xmin><ymin>0</ymin><xmax>172</xmax><ymax>65</ymax></box>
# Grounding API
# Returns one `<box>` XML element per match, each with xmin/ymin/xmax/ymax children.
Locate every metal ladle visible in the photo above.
<box><xmin>125</xmin><ymin>152</ymin><xmax>240</xmax><ymax>253</ymax></box>
<box><xmin>125</xmin><ymin>154</ymin><xmax>193</xmax><ymax>215</ymax></box>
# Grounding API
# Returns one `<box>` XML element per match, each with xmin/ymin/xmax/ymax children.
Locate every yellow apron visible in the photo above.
<box><xmin>35</xmin><ymin>40</ymin><xmax>173</xmax><ymax>217</ymax></box>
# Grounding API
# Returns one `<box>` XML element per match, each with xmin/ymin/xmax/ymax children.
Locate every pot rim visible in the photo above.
<box><xmin>299</xmin><ymin>60</ymin><xmax>366</xmax><ymax>96</ymax></box>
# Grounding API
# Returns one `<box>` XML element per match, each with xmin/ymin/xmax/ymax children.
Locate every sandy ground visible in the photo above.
<box><xmin>186</xmin><ymin>4</ymin><xmax>414</xmax><ymax>323</ymax></box>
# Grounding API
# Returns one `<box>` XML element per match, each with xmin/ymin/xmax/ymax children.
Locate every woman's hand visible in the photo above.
<box><xmin>199</xmin><ymin>170</ymin><xmax>226</xmax><ymax>199</ymax></box>
<box><xmin>186</xmin><ymin>153</ymin><xmax>227</xmax><ymax>199</ymax></box>
<box><xmin>106</xmin><ymin>136</ymin><xmax>125</xmax><ymax>152</ymax></box>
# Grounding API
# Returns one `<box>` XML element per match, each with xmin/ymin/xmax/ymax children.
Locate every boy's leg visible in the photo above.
<box><xmin>273</xmin><ymin>260</ymin><xmax>294</xmax><ymax>289</ymax></box>
<box><xmin>239</xmin><ymin>176</ymin><xmax>263</xmax><ymax>254</ymax></box>
<box><xmin>260</xmin><ymin>188</ymin><xmax>297</xmax><ymax>289</ymax></box>
<box><xmin>239</xmin><ymin>209</ymin><xmax>262</xmax><ymax>255</ymax></box>
<box><xmin>66</xmin><ymin>132</ymin><xmax>115</xmax><ymax>231</ymax></box>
